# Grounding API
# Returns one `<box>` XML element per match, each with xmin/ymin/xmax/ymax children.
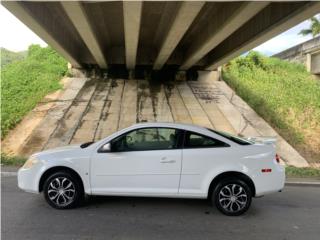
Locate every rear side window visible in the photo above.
<box><xmin>207</xmin><ymin>128</ymin><xmax>252</xmax><ymax>145</ymax></box>
<box><xmin>184</xmin><ymin>131</ymin><xmax>229</xmax><ymax>148</ymax></box>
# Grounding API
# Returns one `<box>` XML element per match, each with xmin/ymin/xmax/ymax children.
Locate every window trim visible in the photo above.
<box><xmin>182</xmin><ymin>130</ymin><xmax>230</xmax><ymax>149</ymax></box>
<box><xmin>207</xmin><ymin>128</ymin><xmax>252</xmax><ymax>145</ymax></box>
<box><xmin>98</xmin><ymin>127</ymin><xmax>184</xmax><ymax>153</ymax></box>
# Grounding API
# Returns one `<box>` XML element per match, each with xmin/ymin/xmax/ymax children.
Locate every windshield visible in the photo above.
<box><xmin>207</xmin><ymin>129</ymin><xmax>253</xmax><ymax>145</ymax></box>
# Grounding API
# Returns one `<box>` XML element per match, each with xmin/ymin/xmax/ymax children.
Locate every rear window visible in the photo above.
<box><xmin>184</xmin><ymin>131</ymin><xmax>229</xmax><ymax>148</ymax></box>
<box><xmin>207</xmin><ymin>129</ymin><xmax>253</xmax><ymax>145</ymax></box>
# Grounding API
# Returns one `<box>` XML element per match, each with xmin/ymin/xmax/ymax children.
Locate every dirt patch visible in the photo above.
<box><xmin>1</xmin><ymin>78</ymin><xmax>73</xmax><ymax>155</ymax></box>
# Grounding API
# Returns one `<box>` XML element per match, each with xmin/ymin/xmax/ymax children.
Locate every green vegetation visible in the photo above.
<box><xmin>299</xmin><ymin>16</ymin><xmax>320</xmax><ymax>37</ymax></box>
<box><xmin>223</xmin><ymin>51</ymin><xmax>320</xmax><ymax>163</ymax></box>
<box><xmin>1</xmin><ymin>44</ymin><xmax>67</xmax><ymax>138</ymax></box>
<box><xmin>1</xmin><ymin>48</ymin><xmax>27</xmax><ymax>68</ymax></box>
<box><xmin>1</xmin><ymin>154</ymin><xmax>27</xmax><ymax>166</ymax></box>
<box><xmin>286</xmin><ymin>166</ymin><xmax>320</xmax><ymax>178</ymax></box>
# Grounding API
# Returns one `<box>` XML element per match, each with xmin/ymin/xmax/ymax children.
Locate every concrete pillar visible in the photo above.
<box><xmin>306</xmin><ymin>53</ymin><xmax>311</xmax><ymax>72</ymax></box>
<box><xmin>310</xmin><ymin>51</ymin><xmax>320</xmax><ymax>74</ymax></box>
<box><xmin>153</xmin><ymin>1</ymin><xmax>204</xmax><ymax>70</ymax></box>
<box><xmin>123</xmin><ymin>1</ymin><xmax>143</xmax><ymax>70</ymax></box>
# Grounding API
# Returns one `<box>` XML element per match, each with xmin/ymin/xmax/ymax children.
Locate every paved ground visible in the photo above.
<box><xmin>2</xmin><ymin>176</ymin><xmax>320</xmax><ymax>240</ymax></box>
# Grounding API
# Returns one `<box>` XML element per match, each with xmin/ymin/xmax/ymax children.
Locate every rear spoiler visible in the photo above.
<box><xmin>244</xmin><ymin>136</ymin><xmax>277</xmax><ymax>146</ymax></box>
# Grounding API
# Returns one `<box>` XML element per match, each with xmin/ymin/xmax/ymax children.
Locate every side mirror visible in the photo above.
<box><xmin>100</xmin><ymin>143</ymin><xmax>111</xmax><ymax>152</ymax></box>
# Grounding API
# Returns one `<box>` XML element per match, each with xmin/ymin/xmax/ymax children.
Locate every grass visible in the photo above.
<box><xmin>1</xmin><ymin>44</ymin><xmax>67</xmax><ymax>138</ymax></box>
<box><xmin>1</xmin><ymin>154</ymin><xmax>27</xmax><ymax>166</ymax></box>
<box><xmin>222</xmin><ymin>51</ymin><xmax>320</xmax><ymax>164</ymax></box>
<box><xmin>286</xmin><ymin>166</ymin><xmax>320</xmax><ymax>178</ymax></box>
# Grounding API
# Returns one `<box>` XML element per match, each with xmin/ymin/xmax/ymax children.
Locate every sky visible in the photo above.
<box><xmin>0</xmin><ymin>4</ymin><xmax>317</xmax><ymax>56</ymax></box>
<box><xmin>253</xmin><ymin>19</ymin><xmax>314</xmax><ymax>55</ymax></box>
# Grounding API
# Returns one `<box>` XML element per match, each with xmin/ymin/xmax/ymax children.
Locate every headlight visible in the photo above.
<box><xmin>22</xmin><ymin>156</ymin><xmax>39</xmax><ymax>169</ymax></box>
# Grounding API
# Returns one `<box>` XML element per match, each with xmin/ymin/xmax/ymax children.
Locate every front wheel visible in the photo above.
<box><xmin>212</xmin><ymin>178</ymin><xmax>252</xmax><ymax>216</ymax></box>
<box><xmin>43</xmin><ymin>171</ymin><xmax>83</xmax><ymax>209</ymax></box>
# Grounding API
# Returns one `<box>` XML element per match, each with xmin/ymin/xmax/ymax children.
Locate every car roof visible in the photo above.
<box><xmin>128</xmin><ymin>122</ymin><xmax>211</xmax><ymax>133</ymax></box>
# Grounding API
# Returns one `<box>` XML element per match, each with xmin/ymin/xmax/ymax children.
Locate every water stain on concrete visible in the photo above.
<box><xmin>188</xmin><ymin>83</ymin><xmax>222</xmax><ymax>103</ymax></box>
<box><xmin>136</xmin><ymin>80</ymin><xmax>149</xmax><ymax>123</ymax></box>
<box><xmin>100</xmin><ymin>101</ymin><xmax>112</xmax><ymax>121</ymax></box>
<box><xmin>148</xmin><ymin>79</ymin><xmax>162</xmax><ymax>121</ymax></box>
<box><xmin>5</xmin><ymin>75</ymin><xmax>310</xmax><ymax>167</ymax></box>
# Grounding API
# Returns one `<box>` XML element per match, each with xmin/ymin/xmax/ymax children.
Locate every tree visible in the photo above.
<box><xmin>299</xmin><ymin>16</ymin><xmax>320</xmax><ymax>37</ymax></box>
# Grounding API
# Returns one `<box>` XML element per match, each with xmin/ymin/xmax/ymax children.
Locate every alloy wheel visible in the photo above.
<box><xmin>218</xmin><ymin>183</ymin><xmax>248</xmax><ymax>213</ymax></box>
<box><xmin>47</xmin><ymin>177</ymin><xmax>76</xmax><ymax>207</ymax></box>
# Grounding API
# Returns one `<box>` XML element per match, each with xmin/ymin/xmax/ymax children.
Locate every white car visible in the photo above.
<box><xmin>18</xmin><ymin>122</ymin><xmax>285</xmax><ymax>216</ymax></box>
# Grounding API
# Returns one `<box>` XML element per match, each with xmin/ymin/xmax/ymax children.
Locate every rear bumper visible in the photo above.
<box><xmin>253</xmin><ymin>164</ymin><xmax>285</xmax><ymax>197</ymax></box>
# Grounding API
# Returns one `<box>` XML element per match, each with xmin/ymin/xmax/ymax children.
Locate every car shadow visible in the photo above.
<box><xmin>85</xmin><ymin>195</ymin><xmax>208</xmax><ymax>207</ymax></box>
<box><xmin>79</xmin><ymin>195</ymin><xmax>262</xmax><ymax>217</ymax></box>
<box><xmin>80</xmin><ymin>195</ymin><xmax>219</xmax><ymax>213</ymax></box>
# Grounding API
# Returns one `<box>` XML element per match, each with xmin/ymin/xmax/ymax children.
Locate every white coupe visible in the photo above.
<box><xmin>18</xmin><ymin>122</ymin><xmax>285</xmax><ymax>216</ymax></box>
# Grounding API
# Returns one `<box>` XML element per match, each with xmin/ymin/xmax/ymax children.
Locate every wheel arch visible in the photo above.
<box><xmin>38</xmin><ymin>166</ymin><xmax>84</xmax><ymax>193</ymax></box>
<box><xmin>207</xmin><ymin>171</ymin><xmax>256</xmax><ymax>198</ymax></box>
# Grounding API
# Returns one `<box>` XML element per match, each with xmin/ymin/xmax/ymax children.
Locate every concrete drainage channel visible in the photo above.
<box><xmin>2</xmin><ymin>71</ymin><xmax>311</xmax><ymax>168</ymax></box>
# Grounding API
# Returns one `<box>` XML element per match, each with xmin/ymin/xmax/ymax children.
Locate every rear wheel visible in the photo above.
<box><xmin>43</xmin><ymin>171</ymin><xmax>84</xmax><ymax>209</ymax></box>
<box><xmin>212</xmin><ymin>178</ymin><xmax>252</xmax><ymax>216</ymax></box>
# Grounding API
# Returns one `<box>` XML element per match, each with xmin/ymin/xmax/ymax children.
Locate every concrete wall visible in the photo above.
<box><xmin>273</xmin><ymin>36</ymin><xmax>320</xmax><ymax>74</ymax></box>
<box><xmin>310</xmin><ymin>50</ymin><xmax>320</xmax><ymax>74</ymax></box>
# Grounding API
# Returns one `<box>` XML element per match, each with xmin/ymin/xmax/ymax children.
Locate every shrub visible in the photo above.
<box><xmin>223</xmin><ymin>51</ymin><xmax>320</xmax><ymax>163</ymax></box>
<box><xmin>1</xmin><ymin>45</ymin><xmax>67</xmax><ymax>138</ymax></box>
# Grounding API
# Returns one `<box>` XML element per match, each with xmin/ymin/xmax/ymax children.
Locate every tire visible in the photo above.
<box><xmin>43</xmin><ymin>171</ymin><xmax>84</xmax><ymax>209</ymax></box>
<box><xmin>212</xmin><ymin>178</ymin><xmax>252</xmax><ymax>216</ymax></box>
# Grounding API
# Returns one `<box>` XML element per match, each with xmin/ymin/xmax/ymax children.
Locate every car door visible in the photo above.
<box><xmin>90</xmin><ymin>127</ymin><xmax>183</xmax><ymax>196</ymax></box>
<box><xmin>179</xmin><ymin>131</ymin><xmax>231</xmax><ymax>197</ymax></box>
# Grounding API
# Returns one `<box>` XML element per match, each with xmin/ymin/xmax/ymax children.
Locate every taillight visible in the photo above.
<box><xmin>275</xmin><ymin>154</ymin><xmax>280</xmax><ymax>163</ymax></box>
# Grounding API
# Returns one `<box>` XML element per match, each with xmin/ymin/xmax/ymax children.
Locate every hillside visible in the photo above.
<box><xmin>1</xmin><ymin>44</ymin><xmax>67</xmax><ymax>138</ymax></box>
<box><xmin>1</xmin><ymin>48</ymin><xmax>27</xmax><ymax>68</ymax></box>
<box><xmin>223</xmin><ymin>51</ymin><xmax>320</xmax><ymax>165</ymax></box>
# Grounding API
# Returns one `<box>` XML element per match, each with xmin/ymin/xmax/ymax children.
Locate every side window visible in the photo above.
<box><xmin>111</xmin><ymin>128</ymin><xmax>179</xmax><ymax>152</ymax></box>
<box><xmin>184</xmin><ymin>131</ymin><xmax>229</xmax><ymax>148</ymax></box>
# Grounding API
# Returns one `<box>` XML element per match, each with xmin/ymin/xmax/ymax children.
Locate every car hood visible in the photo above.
<box><xmin>33</xmin><ymin>144</ymin><xmax>81</xmax><ymax>158</ymax></box>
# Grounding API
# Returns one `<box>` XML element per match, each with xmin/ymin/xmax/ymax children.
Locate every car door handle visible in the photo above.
<box><xmin>160</xmin><ymin>160</ymin><xmax>176</xmax><ymax>163</ymax></box>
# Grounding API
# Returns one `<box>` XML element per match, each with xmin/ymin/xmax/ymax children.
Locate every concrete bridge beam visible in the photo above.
<box><xmin>61</xmin><ymin>1</ymin><xmax>108</xmax><ymax>69</ymax></box>
<box><xmin>179</xmin><ymin>2</ymin><xmax>269</xmax><ymax>70</ymax></box>
<box><xmin>205</xmin><ymin>1</ymin><xmax>320</xmax><ymax>70</ymax></box>
<box><xmin>2</xmin><ymin>1</ymin><xmax>82</xmax><ymax>68</ymax></box>
<box><xmin>153</xmin><ymin>1</ymin><xmax>205</xmax><ymax>70</ymax></box>
<box><xmin>3</xmin><ymin>1</ymin><xmax>320</xmax><ymax>72</ymax></box>
<box><xmin>123</xmin><ymin>1</ymin><xmax>143</xmax><ymax>70</ymax></box>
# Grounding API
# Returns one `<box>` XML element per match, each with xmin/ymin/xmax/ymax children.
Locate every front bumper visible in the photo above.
<box><xmin>17</xmin><ymin>164</ymin><xmax>43</xmax><ymax>194</ymax></box>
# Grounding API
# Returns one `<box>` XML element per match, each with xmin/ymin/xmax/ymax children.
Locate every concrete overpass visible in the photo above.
<box><xmin>273</xmin><ymin>36</ymin><xmax>320</xmax><ymax>75</ymax></box>
<box><xmin>2</xmin><ymin>1</ymin><xmax>320</xmax><ymax>74</ymax></box>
